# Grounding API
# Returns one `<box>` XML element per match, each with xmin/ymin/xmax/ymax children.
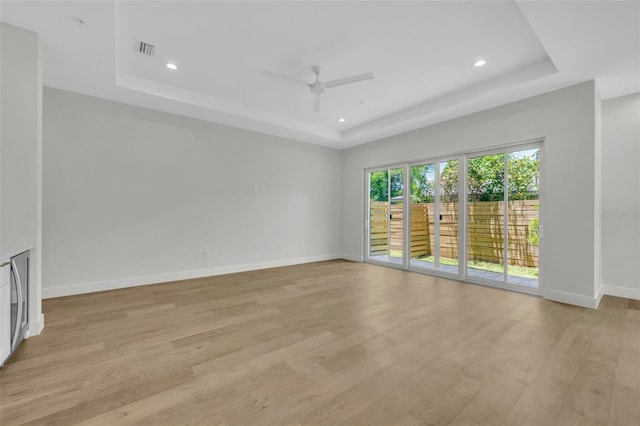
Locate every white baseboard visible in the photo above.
<box><xmin>26</xmin><ymin>314</ymin><xmax>44</xmax><ymax>337</ymax></box>
<box><xmin>542</xmin><ymin>288</ymin><xmax>601</xmax><ymax>309</ymax></box>
<box><xmin>595</xmin><ymin>285</ymin><xmax>604</xmax><ymax>309</ymax></box>
<box><xmin>603</xmin><ymin>284</ymin><xmax>640</xmax><ymax>301</ymax></box>
<box><xmin>338</xmin><ymin>253</ymin><xmax>364</xmax><ymax>262</ymax></box>
<box><xmin>42</xmin><ymin>254</ymin><xmax>341</xmax><ymax>299</ymax></box>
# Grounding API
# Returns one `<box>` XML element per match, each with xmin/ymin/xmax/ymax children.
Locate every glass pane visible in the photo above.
<box><xmin>467</xmin><ymin>153</ymin><xmax>505</xmax><ymax>281</ymax></box>
<box><xmin>507</xmin><ymin>148</ymin><xmax>540</xmax><ymax>287</ymax></box>
<box><xmin>409</xmin><ymin>164</ymin><xmax>435</xmax><ymax>269</ymax></box>
<box><xmin>439</xmin><ymin>160</ymin><xmax>459</xmax><ymax>274</ymax></box>
<box><xmin>369</xmin><ymin>170</ymin><xmax>389</xmax><ymax>258</ymax></box>
<box><xmin>368</xmin><ymin>168</ymin><xmax>403</xmax><ymax>265</ymax></box>
<box><xmin>389</xmin><ymin>168</ymin><xmax>404</xmax><ymax>262</ymax></box>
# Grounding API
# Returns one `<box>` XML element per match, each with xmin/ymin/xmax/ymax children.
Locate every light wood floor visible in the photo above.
<box><xmin>1</xmin><ymin>260</ymin><xmax>639</xmax><ymax>425</ymax></box>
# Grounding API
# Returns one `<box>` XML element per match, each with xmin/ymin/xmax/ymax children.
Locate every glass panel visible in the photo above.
<box><xmin>507</xmin><ymin>148</ymin><xmax>540</xmax><ymax>287</ymax></box>
<box><xmin>369</xmin><ymin>170</ymin><xmax>389</xmax><ymax>259</ymax></box>
<box><xmin>439</xmin><ymin>160</ymin><xmax>459</xmax><ymax>274</ymax></box>
<box><xmin>409</xmin><ymin>164</ymin><xmax>435</xmax><ymax>269</ymax></box>
<box><xmin>467</xmin><ymin>153</ymin><xmax>506</xmax><ymax>281</ymax></box>
<box><xmin>368</xmin><ymin>168</ymin><xmax>404</xmax><ymax>265</ymax></box>
<box><xmin>389</xmin><ymin>168</ymin><xmax>404</xmax><ymax>263</ymax></box>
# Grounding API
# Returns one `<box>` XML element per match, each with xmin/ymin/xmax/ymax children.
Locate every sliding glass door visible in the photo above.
<box><xmin>408</xmin><ymin>163</ymin><xmax>436</xmax><ymax>269</ymax></box>
<box><xmin>409</xmin><ymin>159</ymin><xmax>460</xmax><ymax>276</ymax></box>
<box><xmin>367</xmin><ymin>167</ymin><xmax>405</xmax><ymax>266</ymax></box>
<box><xmin>365</xmin><ymin>141</ymin><xmax>541</xmax><ymax>293</ymax></box>
<box><xmin>507</xmin><ymin>148</ymin><xmax>540</xmax><ymax>287</ymax></box>
<box><xmin>465</xmin><ymin>147</ymin><xmax>540</xmax><ymax>288</ymax></box>
<box><xmin>466</xmin><ymin>153</ymin><xmax>506</xmax><ymax>280</ymax></box>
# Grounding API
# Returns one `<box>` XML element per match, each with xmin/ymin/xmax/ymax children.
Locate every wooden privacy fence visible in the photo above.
<box><xmin>370</xmin><ymin>200</ymin><xmax>539</xmax><ymax>267</ymax></box>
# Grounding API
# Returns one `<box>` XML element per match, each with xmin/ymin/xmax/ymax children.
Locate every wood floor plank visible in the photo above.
<box><xmin>502</xmin><ymin>375</ymin><xmax>571</xmax><ymax>426</ymax></box>
<box><xmin>0</xmin><ymin>260</ymin><xmax>638</xmax><ymax>425</ymax></box>
<box><xmin>450</xmin><ymin>368</ymin><xmax>528</xmax><ymax>425</ymax></box>
<box><xmin>607</xmin><ymin>384</ymin><xmax>640</xmax><ymax>426</ymax></box>
<box><xmin>615</xmin><ymin>348</ymin><xmax>640</xmax><ymax>390</ymax></box>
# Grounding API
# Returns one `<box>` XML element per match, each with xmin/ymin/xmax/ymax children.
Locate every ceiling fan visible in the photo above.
<box><xmin>263</xmin><ymin>65</ymin><xmax>375</xmax><ymax>113</ymax></box>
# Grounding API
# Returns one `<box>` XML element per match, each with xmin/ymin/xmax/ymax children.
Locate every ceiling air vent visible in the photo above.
<box><xmin>138</xmin><ymin>41</ymin><xmax>155</xmax><ymax>56</ymax></box>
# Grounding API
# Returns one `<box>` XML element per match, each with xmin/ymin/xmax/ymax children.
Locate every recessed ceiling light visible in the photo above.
<box><xmin>338</xmin><ymin>118</ymin><xmax>346</xmax><ymax>123</ymax></box>
<box><xmin>474</xmin><ymin>59</ymin><xmax>487</xmax><ymax>67</ymax></box>
<box><xmin>166</xmin><ymin>63</ymin><xmax>178</xmax><ymax>70</ymax></box>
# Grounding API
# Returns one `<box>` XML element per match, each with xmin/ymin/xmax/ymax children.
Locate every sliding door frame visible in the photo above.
<box><xmin>363</xmin><ymin>138</ymin><xmax>544</xmax><ymax>297</ymax></box>
<box><xmin>462</xmin><ymin>140</ymin><xmax>543</xmax><ymax>295</ymax></box>
<box><xmin>405</xmin><ymin>156</ymin><xmax>464</xmax><ymax>280</ymax></box>
<box><xmin>364</xmin><ymin>164</ymin><xmax>410</xmax><ymax>270</ymax></box>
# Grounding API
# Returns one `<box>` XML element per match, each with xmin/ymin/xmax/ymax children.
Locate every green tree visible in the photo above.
<box><xmin>439</xmin><ymin>160</ymin><xmax>459</xmax><ymax>203</ymax></box>
<box><xmin>372</xmin><ymin>152</ymin><xmax>538</xmax><ymax>203</ymax></box>
<box><xmin>369</xmin><ymin>170</ymin><xmax>388</xmax><ymax>202</ymax></box>
<box><xmin>508</xmin><ymin>154</ymin><xmax>539</xmax><ymax>200</ymax></box>
<box><xmin>389</xmin><ymin>168</ymin><xmax>403</xmax><ymax>201</ymax></box>
<box><xmin>410</xmin><ymin>164</ymin><xmax>434</xmax><ymax>203</ymax></box>
<box><xmin>441</xmin><ymin>152</ymin><xmax>538</xmax><ymax>201</ymax></box>
<box><xmin>370</xmin><ymin>169</ymin><xmax>404</xmax><ymax>202</ymax></box>
<box><xmin>469</xmin><ymin>154</ymin><xmax>505</xmax><ymax>201</ymax></box>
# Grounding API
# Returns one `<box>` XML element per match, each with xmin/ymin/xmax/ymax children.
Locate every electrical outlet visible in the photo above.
<box><xmin>299</xmin><ymin>241</ymin><xmax>304</xmax><ymax>249</ymax></box>
<box><xmin>203</xmin><ymin>249</ymin><xmax>210</xmax><ymax>257</ymax></box>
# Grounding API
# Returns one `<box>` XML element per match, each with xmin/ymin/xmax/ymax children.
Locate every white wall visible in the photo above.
<box><xmin>594</xmin><ymin>87</ymin><xmax>603</xmax><ymax>300</ymax></box>
<box><xmin>40</xmin><ymin>82</ymin><xmax>638</xmax><ymax>305</ymax></box>
<box><xmin>0</xmin><ymin>23</ymin><xmax>38</xmax><ymax>259</ymax></box>
<box><xmin>602</xmin><ymin>93</ymin><xmax>640</xmax><ymax>299</ymax></box>
<box><xmin>42</xmin><ymin>88</ymin><xmax>342</xmax><ymax>297</ymax></box>
<box><xmin>341</xmin><ymin>81</ymin><xmax>601</xmax><ymax>308</ymax></box>
<box><xmin>0</xmin><ymin>22</ymin><xmax>44</xmax><ymax>335</ymax></box>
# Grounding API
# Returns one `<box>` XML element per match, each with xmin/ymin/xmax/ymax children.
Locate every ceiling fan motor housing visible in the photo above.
<box><xmin>310</xmin><ymin>81</ymin><xmax>325</xmax><ymax>94</ymax></box>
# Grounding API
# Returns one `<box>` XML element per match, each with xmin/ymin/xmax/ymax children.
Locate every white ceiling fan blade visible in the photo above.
<box><xmin>324</xmin><ymin>72</ymin><xmax>375</xmax><ymax>89</ymax></box>
<box><xmin>313</xmin><ymin>93</ymin><xmax>322</xmax><ymax>113</ymax></box>
<box><xmin>261</xmin><ymin>70</ymin><xmax>306</xmax><ymax>86</ymax></box>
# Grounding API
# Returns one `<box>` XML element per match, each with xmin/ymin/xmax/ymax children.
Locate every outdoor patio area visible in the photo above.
<box><xmin>369</xmin><ymin>255</ymin><xmax>539</xmax><ymax>289</ymax></box>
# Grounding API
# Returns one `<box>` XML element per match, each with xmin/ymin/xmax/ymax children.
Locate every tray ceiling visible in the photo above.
<box><xmin>2</xmin><ymin>1</ymin><xmax>638</xmax><ymax>148</ymax></box>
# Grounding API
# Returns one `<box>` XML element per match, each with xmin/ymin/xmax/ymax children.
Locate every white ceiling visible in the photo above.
<box><xmin>2</xmin><ymin>1</ymin><xmax>639</xmax><ymax>149</ymax></box>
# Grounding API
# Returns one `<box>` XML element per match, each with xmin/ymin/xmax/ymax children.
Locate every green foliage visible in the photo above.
<box><xmin>410</xmin><ymin>164</ymin><xmax>434</xmax><ymax>203</ymax></box>
<box><xmin>527</xmin><ymin>217</ymin><xmax>539</xmax><ymax>246</ymax></box>
<box><xmin>389</xmin><ymin>168</ymin><xmax>403</xmax><ymax>200</ymax></box>
<box><xmin>439</xmin><ymin>160</ymin><xmax>459</xmax><ymax>203</ymax></box>
<box><xmin>369</xmin><ymin>169</ymin><xmax>404</xmax><ymax>202</ymax></box>
<box><xmin>441</xmin><ymin>151</ymin><xmax>539</xmax><ymax>202</ymax></box>
<box><xmin>527</xmin><ymin>204</ymin><xmax>540</xmax><ymax>246</ymax></box>
<box><xmin>369</xmin><ymin>170</ymin><xmax>388</xmax><ymax>202</ymax></box>
<box><xmin>468</xmin><ymin>154</ymin><xmax>505</xmax><ymax>201</ymax></box>
<box><xmin>508</xmin><ymin>155</ymin><xmax>539</xmax><ymax>200</ymax></box>
<box><xmin>371</xmin><ymin>150</ymin><xmax>538</xmax><ymax>204</ymax></box>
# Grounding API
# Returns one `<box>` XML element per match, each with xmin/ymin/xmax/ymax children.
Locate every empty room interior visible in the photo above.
<box><xmin>1</xmin><ymin>1</ymin><xmax>639</xmax><ymax>425</ymax></box>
